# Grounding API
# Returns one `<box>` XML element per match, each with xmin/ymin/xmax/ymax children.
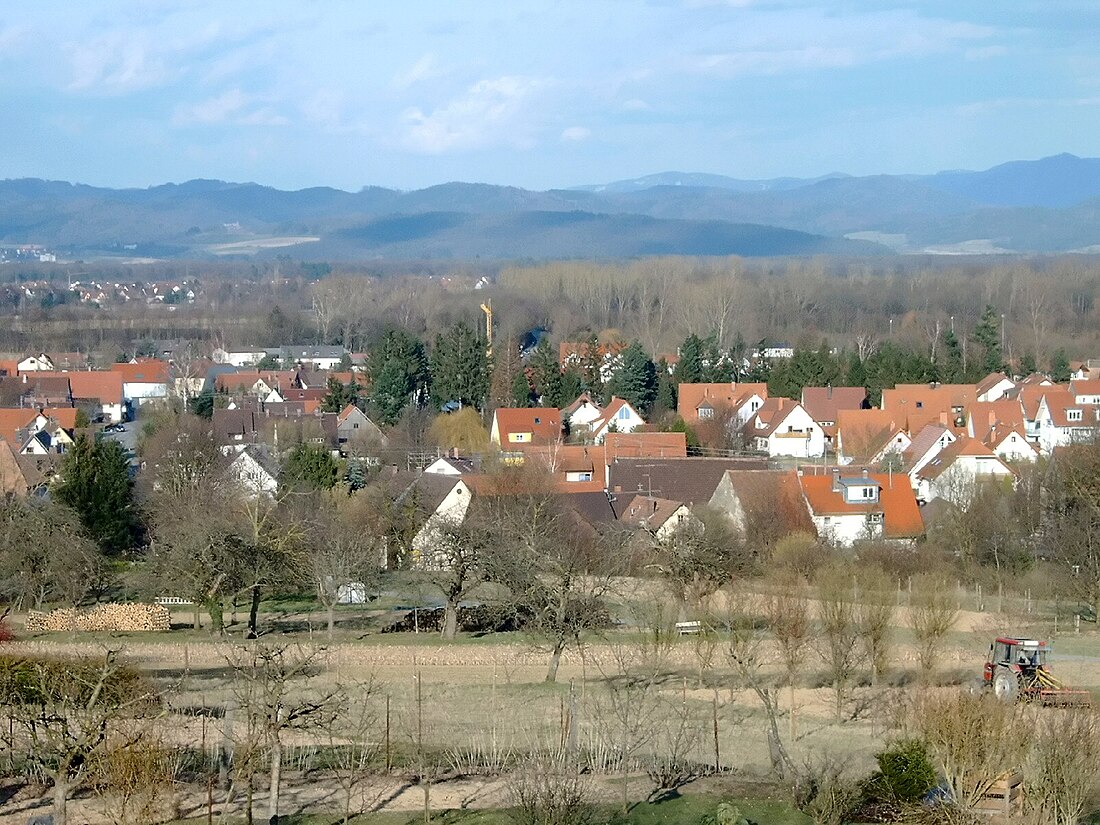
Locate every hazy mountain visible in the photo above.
<box><xmin>3</xmin><ymin>153</ymin><xmax>1100</xmax><ymax>259</ymax></box>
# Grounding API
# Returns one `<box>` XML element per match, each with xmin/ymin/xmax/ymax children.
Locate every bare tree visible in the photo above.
<box><xmin>908</xmin><ymin>575</ymin><xmax>958</xmax><ymax>679</ymax></box>
<box><xmin>0</xmin><ymin>650</ymin><xmax>160</xmax><ymax>825</ymax></box>
<box><xmin>1027</xmin><ymin>708</ymin><xmax>1100</xmax><ymax>825</ymax></box>
<box><xmin>854</xmin><ymin>565</ymin><xmax>896</xmax><ymax>686</ymax></box>
<box><xmin>765</xmin><ymin>571</ymin><xmax>811</xmax><ymax>738</ymax></box>
<box><xmin>224</xmin><ymin>643</ymin><xmax>339</xmax><ymax>825</ymax></box>
<box><xmin>323</xmin><ymin>678</ymin><xmax>384</xmax><ymax>825</ymax></box>
<box><xmin>815</xmin><ymin>565</ymin><xmax>865</xmax><ymax>721</ymax></box>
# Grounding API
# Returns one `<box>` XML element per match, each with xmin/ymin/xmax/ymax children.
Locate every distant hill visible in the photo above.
<box><xmin>3</xmin><ymin>153</ymin><xmax>1100</xmax><ymax>259</ymax></box>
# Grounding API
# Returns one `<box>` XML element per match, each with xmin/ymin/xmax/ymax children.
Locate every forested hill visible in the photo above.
<box><xmin>3</xmin><ymin>153</ymin><xmax>1100</xmax><ymax>259</ymax></box>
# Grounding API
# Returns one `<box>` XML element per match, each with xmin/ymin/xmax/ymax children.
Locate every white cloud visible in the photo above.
<box><xmin>621</xmin><ymin>98</ymin><xmax>651</xmax><ymax>111</ymax></box>
<box><xmin>172</xmin><ymin>89</ymin><xmax>287</xmax><ymax>127</ymax></box>
<box><xmin>393</xmin><ymin>53</ymin><xmax>441</xmax><ymax>89</ymax></box>
<box><xmin>68</xmin><ymin>32</ymin><xmax>167</xmax><ymax>93</ymax></box>
<box><xmin>561</xmin><ymin>126</ymin><xmax>591</xmax><ymax>142</ymax></box>
<box><xmin>401</xmin><ymin>76</ymin><xmax>541</xmax><ymax>153</ymax></box>
<box><xmin>301</xmin><ymin>89</ymin><xmax>345</xmax><ymax>129</ymax></box>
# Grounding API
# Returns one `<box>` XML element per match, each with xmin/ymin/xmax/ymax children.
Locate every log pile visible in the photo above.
<box><xmin>26</xmin><ymin>603</ymin><xmax>171</xmax><ymax>633</ymax></box>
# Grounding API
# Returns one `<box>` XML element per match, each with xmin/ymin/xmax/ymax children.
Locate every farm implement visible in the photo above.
<box><xmin>982</xmin><ymin>636</ymin><xmax>1091</xmax><ymax>707</ymax></box>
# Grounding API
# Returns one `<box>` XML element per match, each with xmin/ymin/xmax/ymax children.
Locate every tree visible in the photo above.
<box><xmin>419</xmin><ymin>501</ymin><xmax>492</xmax><ymax>640</ymax></box>
<box><xmin>511</xmin><ymin>369</ymin><xmax>534</xmax><ymax>407</ymax></box>
<box><xmin>908</xmin><ymin>575</ymin><xmax>958</xmax><ymax>678</ymax></box>
<box><xmin>428</xmin><ymin>407</ymin><xmax>490</xmax><ymax>452</ymax></box>
<box><xmin>674</xmin><ymin>333</ymin><xmax>706</xmax><ymax>385</ymax></box>
<box><xmin>256</xmin><ymin>353</ymin><xmax>280</xmax><ymax>370</ymax></box>
<box><xmin>607</xmin><ymin>341</ymin><xmax>657</xmax><ymax>416</ymax></box>
<box><xmin>0</xmin><ymin>651</ymin><xmax>159</xmax><ymax>825</ymax></box>
<box><xmin>765</xmin><ymin>571</ymin><xmax>811</xmax><ymax>739</ymax></box>
<box><xmin>0</xmin><ymin>498</ymin><xmax>108</xmax><ymax>609</ymax></box>
<box><xmin>280</xmin><ymin>443</ymin><xmax>340</xmax><ymax>492</ymax></box>
<box><xmin>815</xmin><ymin>565</ymin><xmax>864</xmax><ymax>722</ymax></box>
<box><xmin>54</xmin><ymin>435</ymin><xmax>140</xmax><ymax>555</ymax></box>
<box><xmin>322</xmin><ymin>375</ymin><xmax>361</xmax><ymax>413</ymax></box>
<box><xmin>971</xmin><ymin>304</ymin><xmax>1004</xmax><ymax>377</ymax></box>
<box><xmin>1051</xmin><ymin>348</ymin><xmax>1071</xmax><ymax>382</ymax></box>
<box><xmin>431</xmin><ymin>320</ymin><xmax>490</xmax><ymax>410</ymax></box>
<box><xmin>367</xmin><ymin>328</ymin><xmax>430</xmax><ymax>425</ymax></box>
<box><xmin>530</xmin><ymin>337</ymin><xmax>565</xmax><ymax>407</ymax></box>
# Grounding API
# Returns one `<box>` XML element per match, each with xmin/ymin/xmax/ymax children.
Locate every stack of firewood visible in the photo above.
<box><xmin>26</xmin><ymin>603</ymin><xmax>171</xmax><ymax>632</ymax></box>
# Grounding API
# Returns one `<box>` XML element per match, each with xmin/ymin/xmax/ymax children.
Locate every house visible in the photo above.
<box><xmin>2</xmin><ymin>374</ymin><xmax>73</xmax><ymax>408</ymax></box>
<box><xmin>561</xmin><ymin>392</ymin><xmax>604</xmax><ymax>432</ymax></box>
<box><xmin>757</xmin><ymin>342</ymin><xmax>794</xmax><ymax>360</ymax></box>
<box><xmin>213</xmin><ymin>408</ymin><xmax>260</xmax><ymax>446</ymax></box>
<box><xmin>228</xmin><ymin>446</ymin><xmax>279</xmax><ymax>497</ymax></box>
<box><xmin>799</xmin><ymin>468</ymin><xmax>924</xmax><ymax>547</ymax></box>
<box><xmin>1070</xmin><ymin>360</ymin><xmax>1100</xmax><ymax>381</ymax></box>
<box><xmin>880</xmin><ymin>383</ymin><xmax>980</xmax><ymax>433</ymax></box>
<box><xmin>976</xmin><ymin>372</ymin><xmax>1016</xmax><ymax>403</ymax></box>
<box><xmin>111</xmin><ymin>359</ymin><xmax>170</xmax><ymax>407</ymax></box>
<box><xmin>1070</xmin><ymin>379</ymin><xmax>1100</xmax><ymax>406</ymax></box>
<box><xmin>902</xmin><ymin>424</ymin><xmax>957</xmax><ymax>484</ymax></box>
<box><xmin>913</xmin><ymin>438</ymin><xmax>1015</xmax><ymax>507</ymax></box>
<box><xmin>965</xmin><ymin>401</ymin><xmax>1036</xmax><ymax>462</ymax></box>
<box><xmin>215</xmin><ymin>370</ymin><xmax>297</xmax><ymax>397</ymax></box>
<box><xmin>800</xmin><ymin>386</ymin><xmax>868</xmax><ymax>444</ymax></box>
<box><xmin>490</xmin><ymin>408</ymin><xmax>563</xmax><ymax>447</ymax></box>
<box><xmin>424</xmin><ymin>455</ymin><xmax>479</xmax><ymax>476</ymax></box>
<box><xmin>835</xmin><ymin>409</ymin><xmax>910</xmax><ymax>466</ymax></box>
<box><xmin>587</xmin><ymin>397</ymin><xmax>645</xmax><ymax>442</ymax></box>
<box><xmin>212</xmin><ymin>347</ymin><xmax>271</xmax><ymax>367</ymax></box>
<box><xmin>615</xmin><ymin>494</ymin><xmax>695</xmax><ymax>541</ymax></box>
<box><xmin>676</xmin><ymin>382</ymin><xmax>768</xmax><ymax>426</ymax></box>
<box><xmin>0</xmin><ymin>409</ymin><xmax>39</xmax><ymax>448</ymax></box>
<box><xmin>399</xmin><ymin>474</ymin><xmax>474</xmax><ymax>570</ymax></box>
<box><xmin>321</xmin><ymin>405</ymin><xmax>387</xmax><ymax>455</ymax></box>
<box><xmin>1034</xmin><ymin>391</ymin><xmax>1100</xmax><ymax>453</ymax></box>
<box><xmin>520</xmin><ymin>444</ymin><xmax>606</xmax><ymax>490</ymax></box>
<box><xmin>608</xmin><ymin>455</ymin><xmax>767</xmax><ymax>505</ymax></box>
<box><xmin>46</xmin><ymin>352</ymin><xmax>89</xmax><ymax>371</ymax></box>
<box><xmin>17</xmin><ymin>354</ymin><xmax>56</xmax><ymax>372</ymax></box>
<box><xmin>280</xmin><ymin>345</ymin><xmax>347</xmax><ymax>370</ymax></box>
<box><xmin>559</xmin><ymin>340</ymin><xmax>629</xmax><ymax>383</ymax></box>
<box><xmin>742</xmin><ymin>398</ymin><xmax>824</xmax><ymax>458</ymax></box>
<box><xmin>708</xmin><ymin>469</ymin><xmax>817</xmax><ymax>540</ymax></box>
<box><xmin>0</xmin><ymin>440</ymin><xmax>33</xmax><ymax>496</ymax></box>
<box><xmin>61</xmin><ymin>371</ymin><xmax>125</xmax><ymax>423</ymax></box>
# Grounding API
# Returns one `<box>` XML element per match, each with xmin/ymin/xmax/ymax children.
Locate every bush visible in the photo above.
<box><xmin>508</xmin><ymin>751</ymin><xmax>595</xmax><ymax>825</ymax></box>
<box><xmin>869</xmin><ymin>739</ymin><xmax>937</xmax><ymax>804</ymax></box>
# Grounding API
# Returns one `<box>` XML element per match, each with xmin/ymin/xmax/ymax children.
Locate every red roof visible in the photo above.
<box><xmin>492</xmin><ymin>408</ymin><xmax>563</xmax><ymax>445</ymax></box>
<box><xmin>37</xmin><ymin>371</ymin><xmax>124</xmax><ymax>405</ymax></box>
<box><xmin>800</xmin><ymin>386</ymin><xmax>867</xmax><ymax>424</ymax></box>
<box><xmin>799</xmin><ymin>471</ymin><xmax>924</xmax><ymax>538</ymax></box>
<box><xmin>676</xmin><ymin>382</ymin><xmax>767</xmax><ymax>421</ymax></box>
<box><xmin>604</xmin><ymin>431</ymin><xmax>687</xmax><ymax>460</ymax></box>
<box><xmin>0</xmin><ymin>408</ymin><xmax>38</xmax><ymax>446</ymax></box>
<box><xmin>111</xmin><ymin>359</ymin><xmax>170</xmax><ymax>384</ymax></box>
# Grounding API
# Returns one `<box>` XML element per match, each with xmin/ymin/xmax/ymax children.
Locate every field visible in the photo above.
<box><xmin>3</xmin><ymin>579</ymin><xmax>1100</xmax><ymax>824</ymax></box>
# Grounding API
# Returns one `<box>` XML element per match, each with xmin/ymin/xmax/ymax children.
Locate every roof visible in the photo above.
<box><xmin>40</xmin><ymin>407</ymin><xmax>78</xmax><ymax>430</ymax></box>
<box><xmin>0</xmin><ymin>439</ymin><xmax>29</xmax><ymax>495</ymax></box>
<box><xmin>523</xmin><ymin>444</ymin><xmax>602</xmax><ymax>474</ymax></box>
<box><xmin>1070</xmin><ymin>379</ymin><xmax>1100</xmax><ymax>397</ymax></box>
<box><xmin>36</xmin><ymin>370</ymin><xmax>124</xmax><ymax>405</ymax></box>
<box><xmin>604</xmin><ymin>431</ymin><xmax>688</xmax><ymax>459</ymax></box>
<box><xmin>111</xmin><ymin>359</ymin><xmax>170</xmax><ymax>384</ymax></box>
<box><xmin>215</xmin><ymin>370</ymin><xmax>298</xmax><ymax>393</ymax></box>
<box><xmin>836</xmin><ymin>409</ymin><xmax>905</xmax><ymax>462</ymax></box>
<box><xmin>560</xmin><ymin>491</ymin><xmax>619</xmax><ymax>528</ymax></box>
<box><xmin>0</xmin><ymin>408</ymin><xmax>38</xmax><ymax>446</ymax></box>
<box><xmin>1041</xmin><ymin>393</ymin><xmax>1100</xmax><ymax>428</ymax></box>
<box><xmin>744</xmin><ymin>397</ymin><xmax>801</xmax><ymax>438</ymax></box>
<box><xmin>616</xmin><ymin>494</ymin><xmax>687</xmax><ymax>532</ymax></box>
<box><xmin>212</xmin><ymin>408</ymin><xmax>259</xmax><ymax>444</ymax></box>
<box><xmin>561</xmin><ymin>392</ymin><xmax>601</xmax><ymax>418</ymax></box>
<box><xmin>280</xmin><ymin>345</ymin><xmax>346</xmax><ymax>360</ymax></box>
<box><xmin>1019</xmin><ymin>372</ymin><xmax>1053</xmax><ymax>386</ymax></box>
<box><xmin>799</xmin><ymin>471</ymin><xmax>924</xmax><ymax>538</ymax></box>
<box><xmin>916</xmin><ymin>437</ymin><xmax>1010</xmax><ymax>481</ymax></box>
<box><xmin>880</xmin><ymin>383</ymin><xmax>979</xmax><ymax>432</ymax></box>
<box><xmin>718</xmin><ymin>469</ymin><xmax>817</xmax><ymax>537</ymax></box>
<box><xmin>676</xmin><ymin>382</ymin><xmax>768</xmax><ymax>419</ymax></box>
<box><xmin>976</xmin><ymin>372</ymin><xmax>1013</xmax><ymax>396</ymax></box>
<box><xmin>800</xmin><ymin>386</ymin><xmax>868</xmax><ymax>424</ymax></box>
<box><xmin>609</xmin><ymin>456</ymin><xmax>766</xmax><ymax>504</ymax></box>
<box><xmin>492</xmin><ymin>408</ymin><xmax>563</xmax><ymax>445</ymax></box>
<box><xmin>904</xmin><ymin>423</ymin><xmax>953</xmax><ymax>468</ymax></box>
<box><xmin>967</xmin><ymin>400</ymin><xmax>1026</xmax><ymax>442</ymax></box>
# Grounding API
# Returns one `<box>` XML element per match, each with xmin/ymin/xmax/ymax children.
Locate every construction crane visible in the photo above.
<box><xmin>480</xmin><ymin>300</ymin><xmax>493</xmax><ymax>356</ymax></box>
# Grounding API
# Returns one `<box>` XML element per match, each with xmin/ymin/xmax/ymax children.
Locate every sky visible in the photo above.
<box><xmin>3</xmin><ymin>1</ymin><xmax>1100</xmax><ymax>192</ymax></box>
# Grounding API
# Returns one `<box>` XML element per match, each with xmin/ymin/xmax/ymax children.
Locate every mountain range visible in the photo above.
<box><xmin>4</xmin><ymin>153</ymin><xmax>1100</xmax><ymax>261</ymax></box>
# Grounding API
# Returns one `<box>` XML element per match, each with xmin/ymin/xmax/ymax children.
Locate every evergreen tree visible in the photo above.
<box><xmin>656</xmin><ymin>361</ymin><xmax>678</xmax><ymax>413</ymax></box>
<box><xmin>767</xmin><ymin>343</ymin><xmax>843</xmax><ymax>399</ymax></box>
<box><xmin>578</xmin><ymin>333</ymin><xmax>605</xmax><ymax>400</ymax></box>
<box><xmin>701</xmin><ymin>335</ymin><xmax>734</xmax><ymax>382</ymax></box>
<box><xmin>511</xmin><ymin>370</ymin><xmax>534</xmax><ymax>407</ymax></box>
<box><xmin>54</xmin><ymin>436</ymin><xmax>139</xmax><ymax>555</ymax></box>
<box><xmin>673</xmin><ymin>334</ymin><xmax>705</xmax><ymax>384</ymax></box>
<box><xmin>431</xmin><ymin>321</ymin><xmax>491</xmax><ymax>410</ymax></box>
<box><xmin>281</xmin><ymin>443</ymin><xmax>341</xmax><ymax>491</ymax></box>
<box><xmin>971</xmin><ymin>305</ymin><xmax>1004</xmax><ymax>377</ymax></box>
<box><xmin>189</xmin><ymin>390</ymin><xmax>216</xmax><ymax>419</ymax></box>
<box><xmin>321</xmin><ymin>375</ymin><xmax>361</xmax><ymax>413</ymax></box>
<box><xmin>530</xmin><ymin>338</ymin><xmax>564</xmax><ymax>407</ymax></box>
<box><xmin>938</xmin><ymin>328</ymin><xmax>964</xmax><ymax>383</ymax></box>
<box><xmin>367</xmin><ymin>329</ymin><xmax>430</xmax><ymax>425</ymax></box>
<box><xmin>489</xmin><ymin>336</ymin><xmax>523</xmax><ymax>410</ymax></box>
<box><xmin>608</xmin><ymin>342</ymin><xmax>658</xmax><ymax>415</ymax></box>
<box><xmin>1051</xmin><ymin>349</ymin><xmax>1071</xmax><ymax>382</ymax></box>
<box><xmin>1019</xmin><ymin>352</ymin><xmax>1037</xmax><ymax>376</ymax></box>
<box><xmin>559</xmin><ymin>366</ymin><xmax>583</xmax><ymax>406</ymax></box>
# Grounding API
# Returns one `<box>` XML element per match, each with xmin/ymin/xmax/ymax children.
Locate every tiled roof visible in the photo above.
<box><xmin>492</xmin><ymin>408</ymin><xmax>563</xmax><ymax>445</ymax></box>
<box><xmin>880</xmin><ymin>383</ymin><xmax>979</xmax><ymax>432</ymax></box>
<box><xmin>36</xmin><ymin>371</ymin><xmax>124</xmax><ymax>405</ymax></box>
<box><xmin>719</xmin><ymin>469</ymin><xmax>817</xmax><ymax>536</ymax></box>
<box><xmin>800</xmin><ymin>386</ymin><xmax>868</xmax><ymax>424</ymax></box>
<box><xmin>0</xmin><ymin>409</ymin><xmax>38</xmax><ymax>446</ymax></box>
<box><xmin>799</xmin><ymin>471</ymin><xmax>924</xmax><ymax>538</ymax></box>
<box><xmin>676</xmin><ymin>382</ymin><xmax>767</xmax><ymax>420</ymax></box>
<box><xmin>609</xmin><ymin>456</ymin><xmax>766</xmax><ymax>504</ymax></box>
<box><xmin>916</xmin><ymin>437</ymin><xmax>1010</xmax><ymax>481</ymax></box>
<box><xmin>615</xmin><ymin>494</ymin><xmax>685</xmax><ymax>532</ymax></box>
<box><xmin>111</xmin><ymin>359</ymin><xmax>170</xmax><ymax>384</ymax></box>
<box><xmin>836</xmin><ymin>409</ymin><xmax>905</xmax><ymax>462</ymax></box>
<box><xmin>604</xmin><ymin>432</ymin><xmax>687</xmax><ymax>459</ymax></box>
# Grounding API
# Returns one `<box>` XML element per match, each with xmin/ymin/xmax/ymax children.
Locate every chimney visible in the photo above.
<box><xmin>862</xmin><ymin>468</ymin><xmax>869</xmax><ymax>479</ymax></box>
<box><xmin>831</xmin><ymin>467</ymin><xmax>840</xmax><ymax>492</ymax></box>
<box><xmin>827</xmin><ymin>384</ymin><xmax>833</xmax><ymax>400</ymax></box>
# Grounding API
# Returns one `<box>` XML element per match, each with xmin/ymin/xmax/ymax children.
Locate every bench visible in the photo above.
<box><xmin>675</xmin><ymin>621</ymin><xmax>703</xmax><ymax>636</ymax></box>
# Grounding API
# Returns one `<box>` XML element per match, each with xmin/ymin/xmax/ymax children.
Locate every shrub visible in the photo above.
<box><xmin>867</xmin><ymin>739</ymin><xmax>938</xmax><ymax>803</ymax></box>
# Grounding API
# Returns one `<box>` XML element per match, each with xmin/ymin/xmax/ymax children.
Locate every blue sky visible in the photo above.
<box><xmin>3</xmin><ymin>1</ymin><xmax>1099</xmax><ymax>191</ymax></box>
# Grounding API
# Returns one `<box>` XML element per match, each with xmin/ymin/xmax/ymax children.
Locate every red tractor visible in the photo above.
<box><xmin>982</xmin><ymin>636</ymin><xmax>1091</xmax><ymax>706</ymax></box>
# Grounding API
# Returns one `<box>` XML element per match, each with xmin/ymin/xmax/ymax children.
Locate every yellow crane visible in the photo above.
<box><xmin>480</xmin><ymin>300</ymin><xmax>493</xmax><ymax>356</ymax></box>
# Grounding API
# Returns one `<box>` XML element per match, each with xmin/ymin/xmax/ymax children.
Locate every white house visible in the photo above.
<box><xmin>589</xmin><ymin>397</ymin><xmax>645</xmax><ymax>442</ymax></box>
<box><xmin>1035</xmin><ymin>393</ymin><xmax>1100</xmax><ymax>453</ymax></box>
<box><xmin>114</xmin><ymin>361</ymin><xmax>171</xmax><ymax>407</ymax></box>
<box><xmin>914</xmin><ymin>438</ymin><xmax>1015</xmax><ymax>507</ymax></box>
<box><xmin>799</xmin><ymin>469</ymin><xmax>924</xmax><ymax>548</ymax></box>
<box><xmin>1070</xmin><ymin>380</ymin><xmax>1100</xmax><ymax>406</ymax></box>
<box><xmin>743</xmin><ymin>399</ymin><xmax>825</xmax><ymax>458</ymax></box>
<box><xmin>976</xmin><ymin>372</ymin><xmax>1016</xmax><ymax>403</ymax></box>
<box><xmin>17</xmin><ymin>354</ymin><xmax>55</xmax><ymax>372</ymax></box>
<box><xmin>280</xmin><ymin>345</ymin><xmax>346</xmax><ymax>370</ymax></box>
<box><xmin>986</xmin><ymin>426</ymin><xmax>1039</xmax><ymax>462</ymax></box>
<box><xmin>407</xmin><ymin>476</ymin><xmax>474</xmax><ymax>569</ymax></box>
<box><xmin>212</xmin><ymin>347</ymin><xmax>270</xmax><ymax>367</ymax></box>
<box><xmin>423</xmin><ymin>455</ymin><xmax>478</xmax><ymax>476</ymax></box>
<box><xmin>561</xmin><ymin>392</ymin><xmax>604</xmax><ymax>432</ymax></box>
<box><xmin>616</xmin><ymin>494</ymin><xmax>696</xmax><ymax>541</ymax></box>
<box><xmin>228</xmin><ymin>446</ymin><xmax>279</xmax><ymax>497</ymax></box>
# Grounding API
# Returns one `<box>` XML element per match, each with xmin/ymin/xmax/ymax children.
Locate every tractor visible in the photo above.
<box><xmin>982</xmin><ymin>636</ymin><xmax>1091</xmax><ymax>707</ymax></box>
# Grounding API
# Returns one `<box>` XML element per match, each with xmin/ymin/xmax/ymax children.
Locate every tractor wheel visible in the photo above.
<box><xmin>993</xmin><ymin>668</ymin><xmax>1018</xmax><ymax>702</ymax></box>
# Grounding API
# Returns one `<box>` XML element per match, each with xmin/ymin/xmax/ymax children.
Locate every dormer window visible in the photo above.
<box><xmin>1068</xmin><ymin>409</ymin><xmax>1083</xmax><ymax>422</ymax></box>
<box><xmin>698</xmin><ymin>405</ymin><xmax>714</xmax><ymax>419</ymax></box>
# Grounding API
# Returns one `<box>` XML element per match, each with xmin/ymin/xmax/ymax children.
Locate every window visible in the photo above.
<box><xmin>698</xmin><ymin>406</ymin><xmax>714</xmax><ymax>419</ymax></box>
<box><xmin>866</xmin><ymin>512</ymin><xmax>884</xmax><ymax>525</ymax></box>
<box><xmin>353</xmin><ymin>422</ymin><xmax>359</xmax><ymax>429</ymax></box>
<box><xmin>1068</xmin><ymin>409</ymin><xmax>1083</xmax><ymax>422</ymax></box>
<box><xmin>863</xmin><ymin>487</ymin><xmax>876</xmax><ymax>499</ymax></box>
<box><xmin>577</xmin><ymin>472</ymin><xmax>592</xmax><ymax>482</ymax></box>
<box><xmin>916</xmin><ymin>401</ymin><xmax>923</xmax><ymax>409</ymax></box>
<box><xmin>534</xmin><ymin>417</ymin><xmax>541</xmax><ymax>424</ymax></box>
<box><xmin>617</xmin><ymin>407</ymin><xmax>630</xmax><ymax>420</ymax></box>
<box><xmin>676</xmin><ymin>513</ymin><xmax>686</xmax><ymax>524</ymax></box>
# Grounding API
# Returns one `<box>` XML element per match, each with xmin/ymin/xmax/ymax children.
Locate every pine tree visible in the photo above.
<box><xmin>530</xmin><ymin>338</ymin><xmax>564</xmax><ymax>407</ymax></box>
<box><xmin>1051</xmin><ymin>349</ymin><xmax>1071</xmax><ymax>382</ymax></box>
<box><xmin>939</xmin><ymin>328</ymin><xmax>964</xmax><ymax>383</ymax></box>
<box><xmin>674</xmin><ymin>334</ymin><xmax>705</xmax><ymax>384</ymax></box>
<box><xmin>322</xmin><ymin>375</ymin><xmax>361</xmax><ymax>413</ymax></box>
<box><xmin>559</xmin><ymin>366</ymin><xmax>583</xmax><ymax>406</ymax></box>
<box><xmin>578</xmin><ymin>333</ymin><xmax>605</xmax><ymax>400</ymax></box>
<box><xmin>368</xmin><ymin>329</ymin><xmax>430</xmax><ymax>425</ymax></box>
<box><xmin>489</xmin><ymin>336</ymin><xmax>523</xmax><ymax>410</ymax></box>
<box><xmin>54</xmin><ymin>436</ymin><xmax>139</xmax><ymax>555</ymax></box>
<box><xmin>511</xmin><ymin>370</ymin><xmax>534</xmax><ymax>407</ymax></box>
<box><xmin>971</xmin><ymin>305</ymin><xmax>1004</xmax><ymax>377</ymax></box>
<box><xmin>608</xmin><ymin>342</ymin><xmax>658</xmax><ymax>415</ymax></box>
<box><xmin>281</xmin><ymin>443</ymin><xmax>341</xmax><ymax>491</ymax></box>
<box><xmin>431</xmin><ymin>321</ymin><xmax>490</xmax><ymax>410</ymax></box>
